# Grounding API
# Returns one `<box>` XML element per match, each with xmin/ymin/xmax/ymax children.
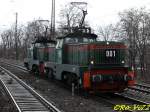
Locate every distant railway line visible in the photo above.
<box><xmin>0</xmin><ymin>65</ymin><xmax>61</xmax><ymax>112</ymax></box>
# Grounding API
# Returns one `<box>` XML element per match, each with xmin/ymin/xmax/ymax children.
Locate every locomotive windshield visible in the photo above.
<box><xmin>64</xmin><ymin>37</ymin><xmax>96</xmax><ymax>43</ymax></box>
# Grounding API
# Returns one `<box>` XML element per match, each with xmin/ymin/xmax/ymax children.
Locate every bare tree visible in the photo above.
<box><xmin>98</xmin><ymin>24</ymin><xmax>116</xmax><ymax>41</ymax></box>
<box><xmin>119</xmin><ymin>8</ymin><xmax>150</xmax><ymax>80</ymax></box>
<box><xmin>58</xmin><ymin>3</ymin><xmax>89</xmax><ymax>35</ymax></box>
<box><xmin>1</xmin><ymin>28</ymin><xmax>14</xmax><ymax>58</ymax></box>
<box><xmin>97</xmin><ymin>23</ymin><xmax>127</xmax><ymax>41</ymax></box>
<box><xmin>59</xmin><ymin>4</ymin><xmax>81</xmax><ymax>27</ymax></box>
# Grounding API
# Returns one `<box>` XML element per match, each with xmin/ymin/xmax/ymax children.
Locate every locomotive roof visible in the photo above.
<box><xmin>57</xmin><ymin>33</ymin><xmax>97</xmax><ymax>39</ymax></box>
<box><xmin>95</xmin><ymin>41</ymin><xmax>125</xmax><ymax>44</ymax></box>
<box><xmin>33</xmin><ymin>36</ymin><xmax>56</xmax><ymax>44</ymax></box>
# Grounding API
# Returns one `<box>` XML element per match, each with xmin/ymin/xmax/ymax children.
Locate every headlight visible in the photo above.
<box><xmin>121</xmin><ymin>60</ymin><xmax>125</xmax><ymax>64</ymax></box>
<box><xmin>90</xmin><ymin>60</ymin><xmax>94</xmax><ymax>64</ymax></box>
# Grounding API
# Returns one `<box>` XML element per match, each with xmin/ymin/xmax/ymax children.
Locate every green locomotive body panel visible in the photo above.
<box><xmin>64</xmin><ymin>43</ymin><xmax>89</xmax><ymax>65</ymax></box>
<box><xmin>37</xmin><ymin>47</ymin><xmax>45</xmax><ymax>61</ymax></box>
<box><xmin>62</xmin><ymin>41</ymin><xmax>127</xmax><ymax>69</ymax></box>
<box><xmin>45</xmin><ymin>47</ymin><xmax>56</xmax><ymax>62</ymax></box>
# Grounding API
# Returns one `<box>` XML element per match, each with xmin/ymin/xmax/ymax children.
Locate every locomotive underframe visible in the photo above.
<box><xmin>44</xmin><ymin>62</ymin><xmax>133</xmax><ymax>92</ymax></box>
<box><xmin>25</xmin><ymin>55</ymin><xmax>134</xmax><ymax>92</ymax></box>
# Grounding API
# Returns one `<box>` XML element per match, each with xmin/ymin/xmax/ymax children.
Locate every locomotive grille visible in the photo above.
<box><xmin>93</xmin><ymin>48</ymin><xmax>125</xmax><ymax>65</ymax></box>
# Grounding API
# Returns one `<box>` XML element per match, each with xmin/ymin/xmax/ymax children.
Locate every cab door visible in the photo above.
<box><xmin>27</xmin><ymin>47</ymin><xmax>33</xmax><ymax>69</ymax></box>
<box><xmin>56</xmin><ymin>39</ymin><xmax>63</xmax><ymax>64</ymax></box>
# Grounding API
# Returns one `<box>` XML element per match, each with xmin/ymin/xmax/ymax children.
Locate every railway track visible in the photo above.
<box><xmin>135</xmin><ymin>83</ymin><xmax>150</xmax><ymax>91</ymax></box>
<box><xmin>0</xmin><ymin>65</ymin><xmax>61</xmax><ymax>112</ymax></box>
<box><xmin>1</xmin><ymin>60</ymin><xmax>150</xmax><ymax>111</ymax></box>
<box><xmin>0</xmin><ymin>60</ymin><xmax>116</xmax><ymax>112</ymax></box>
<box><xmin>0</xmin><ymin>61</ymin><xmax>28</xmax><ymax>72</ymax></box>
<box><xmin>118</xmin><ymin>84</ymin><xmax>150</xmax><ymax>105</ymax></box>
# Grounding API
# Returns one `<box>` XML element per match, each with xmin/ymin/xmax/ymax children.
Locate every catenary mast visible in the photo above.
<box><xmin>50</xmin><ymin>0</ymin><xmax>55</xmax><ymax>40</ymax></box>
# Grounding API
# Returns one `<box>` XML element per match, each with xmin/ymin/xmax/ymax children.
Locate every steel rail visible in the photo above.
<box><xmin>128</xmin><ymin>86</ymin><xmax>150</xmax><ymax>94</ymax></box>
<box><xmin>0</xmin><ymin>66</ymin><xmax>61</xmax><ymax>112</ymax></box>
<box><xmin>135</xmin><ymin>83</ymin><xmax>150</xmax><ymax>89</ymax></box>
<box><xmin>0</xmin><ymin>76</ymin><xmax>22</xmax><ymax>112</ymax></box>
<box><xmin>115</xmin><ymin>92</ymin><xmax>149</xmax><ymax>105</ymax></box>
<box><xmin>0</xmin><ymin>61</ymin><xmax>28</xmax><ymax>72</ymax></box>
<box><xmin>117</xmin><ymin>85</ymin><xmax>150</xmax><ymax>105</ymax></box>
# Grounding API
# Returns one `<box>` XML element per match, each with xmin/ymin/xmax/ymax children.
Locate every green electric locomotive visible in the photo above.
<box><xmin>24</xmin><ymin>27</ymin><xmax>135</xmax><ymax>92</ymax></box>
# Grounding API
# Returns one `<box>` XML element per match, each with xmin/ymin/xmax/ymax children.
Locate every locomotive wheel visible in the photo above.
<box><xmin>24</xmin><ymin>63</ymin><xmax>29</xmax><ymax>70</ymax></box>
<box><xmin>62</xmin><ymin>73</ymin><xmax>78</xmax><ymax>86</ymax></box>
<box><xmin>66</xmin><ymin>75</ymin><xmax>72</xmax><ymax>86</ymax></box>
<box><xmin>61</xmin><ymin>74</ymin><xmax>68</xmax><ymax>83</ymax></box>
<box><xmin>67</xmin><ymin>74</ymin><xmax>77</xmax><ymax>86</ymax></box>
<box><xmin>32</xmin><ymin>66</ymin><xmax>39</xmax><ymax>76</ymax></box>
<box><xmin>47</xmin><ymin>69</ymin><xmax>54</xmax><ymax>80</ymax></box>
<box><xmin>34</xmin><ymin>67</ymin><xmax>39</xmax><ymax>76</ymax></box>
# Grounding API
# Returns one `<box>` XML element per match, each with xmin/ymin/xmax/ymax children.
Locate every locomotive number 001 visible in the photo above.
<box><xmin>106</xmin><ymin>50</ymin><xmax>116</xmax><ymax>57</ymax></box>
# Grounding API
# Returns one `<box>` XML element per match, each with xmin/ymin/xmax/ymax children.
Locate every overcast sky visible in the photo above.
<box><xmin>0</xmin><ymin>0</ymin><xmax>150</xmax><ymax>31</ymax></box>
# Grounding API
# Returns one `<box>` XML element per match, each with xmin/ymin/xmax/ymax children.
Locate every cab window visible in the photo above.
<box><xmin>64</xmin><ymin>37</ymin><xmax>96</xmax><ymax>43</ymax></box>
<box><xmin>56</xmin><ymin>39</ymin><xmax>63</xmax><ymax>48</ymax></box>
<box><xmin>65</xmin><ymin>37</ymin><xmax>78</xmax><ymax>43</ymax></box>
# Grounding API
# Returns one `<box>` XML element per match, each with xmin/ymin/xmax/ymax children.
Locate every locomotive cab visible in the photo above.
<box><xmin>24</xmin><ymin>37</ymin><xmax>56</xmax><ymax>76</ymax></box>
